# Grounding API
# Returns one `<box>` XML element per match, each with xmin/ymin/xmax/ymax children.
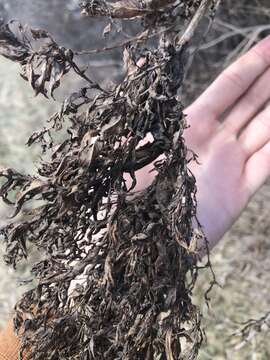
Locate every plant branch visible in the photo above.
<box><xmin>79</xmin><ymin>0</ymin><xmax>176</xmax><ymax>19</ymax></box>
<box><xmin>178</xmin><ymin>0</ymin><xmax>214</xmax><ymax>47</ymax></box>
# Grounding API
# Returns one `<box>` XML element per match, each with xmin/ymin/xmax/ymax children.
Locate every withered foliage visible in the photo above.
<box><xmin>0</xmin><ymin>1</ymin><xmax>216</xmax><ymax>359</ymax></box>
<box><xmin>230</xmin><ymin>311</ymin><xmax>270</xmax><ymax>351</ymax></box>
<box><xmin>79</xmin><ymin>0</ymin><xmax>201</xmax><ymax>19</ymax></box>
<box><xmin>0</xmin><ymin>22</ymin><xmax>101</xmax><ymax>98</ymax></box>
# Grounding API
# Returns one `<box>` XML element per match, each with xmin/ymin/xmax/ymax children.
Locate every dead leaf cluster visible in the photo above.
<box><xmin>0</xmin><ymin>1</ymin><xmax>215</xmax><ymax>359</ymax></box>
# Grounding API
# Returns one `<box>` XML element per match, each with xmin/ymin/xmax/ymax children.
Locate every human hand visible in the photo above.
<box><xmin>184</xmin><ymin>35</ymin><xmax>270</xmax><ymax>249</ymax></box>
<box><xmin>135</xmin><ymin>36</ymin><xmax>270</xmax><ymax>251</ymax></box>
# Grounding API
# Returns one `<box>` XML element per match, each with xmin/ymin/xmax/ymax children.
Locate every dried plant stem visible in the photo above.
<box><xmin>0</xmin><ymin>1</ymin><xmax>216</xmax><ymax>359</ymax></box>
<box><xmin>178</xmin><ymin>0</ymin><xmax>214</xmax><ymax>46</ymax></box>
<box><xmin>80</xmin><ymin>0</ymin><xmax>176</xmax><ymax>19</ymax></box>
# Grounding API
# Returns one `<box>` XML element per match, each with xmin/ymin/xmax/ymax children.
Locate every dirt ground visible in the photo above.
<box><xmin>198</xmin><ymin>180</ymin><xmax>270</xmax><ymax>359</ymax></box>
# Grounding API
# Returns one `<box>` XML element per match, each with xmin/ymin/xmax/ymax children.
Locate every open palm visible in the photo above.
<box><xmin>184</xmin><ymin>35</ymin><xmax>270</xmax><ymax>248</ymax></box>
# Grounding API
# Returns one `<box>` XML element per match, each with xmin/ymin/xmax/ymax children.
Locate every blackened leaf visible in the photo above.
<box><xmin>0</xmin><ymin>22</ymin><xmax>30</xmax><ymax>62</ymax></box>
<box><xmin>103</xmin><ymin>22</ymin><xmax>112</xmax><ymax>38</ymax></box>
<box><xmin>11</xmin><ymin>179</ymin><xmax>47</xmax><ymax>218</ymax></box>
<box><xmin>30</xmin><ymin>28</ymin><xmax>51</xmax><ymax>40</ymax></box>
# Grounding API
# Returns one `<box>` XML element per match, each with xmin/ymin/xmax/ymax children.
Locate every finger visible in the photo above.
<box><xmin>244</xmin><ymin>141</ymin><xmax>270</xmax><ymax>196</ymax></box>
<box><xmin>223</xmin><ymin>67</ymin><xmax>270</xmax><ymax>135</ymax></box>
<box><xmin>239</xmin><ymin>104</ymin><xmax>270</xmax><ymax>158</ymax></box>
<box><xmin>189</xmin><ymin>35</ymin><xmax>270</xmax><ymax>122</ymax></box>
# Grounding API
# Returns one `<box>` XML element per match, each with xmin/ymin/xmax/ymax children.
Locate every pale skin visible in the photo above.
<box><xmin>135</xmin><ymin>35</ymin><xmax>270</xmax><ymax>251</ymax></box>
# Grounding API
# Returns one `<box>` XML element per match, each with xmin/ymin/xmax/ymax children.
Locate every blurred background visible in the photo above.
<box><xmin>0</xmin><ymin>1</ymin><xmax>270</xmax><ymax>359</ymax></box>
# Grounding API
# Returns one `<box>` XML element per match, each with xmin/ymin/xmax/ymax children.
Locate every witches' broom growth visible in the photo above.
<box><xmin>0</xmin><ymin>0</ymin><xmax>217</xmax><ymax>358</ymax></box>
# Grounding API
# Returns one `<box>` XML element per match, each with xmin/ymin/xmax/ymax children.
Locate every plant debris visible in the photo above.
<box><xmin>0</xmin><ymin>1</ymin><xmax>217</xmax><ymax>359</ymax></box>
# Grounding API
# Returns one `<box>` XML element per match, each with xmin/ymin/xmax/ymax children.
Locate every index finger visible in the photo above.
<box><xmin>189</xmin><ymin>35</ymin><xmax>270</xmax><ymax>120</ymax></box>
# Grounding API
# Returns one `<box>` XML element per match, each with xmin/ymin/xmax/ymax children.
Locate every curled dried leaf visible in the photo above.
<box><xmin>0</xmin><ymin>1</ymin><xmax>216</xmax><ymax>359</ymax></box>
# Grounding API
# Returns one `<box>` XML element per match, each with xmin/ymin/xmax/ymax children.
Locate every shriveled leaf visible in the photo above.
<box><xmin>103</xmin><ymin>22</ymin><xmax>112</xmax><ymax>37</ymax></box>
<box><xmin>0</xmin><ymin>1</ymin><xmax>214</xmax><ymax>359</ymax></box>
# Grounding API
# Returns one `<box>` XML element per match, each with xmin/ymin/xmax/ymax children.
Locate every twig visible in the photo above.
<box><xmin>75</xmin><ymin>30</ymin><xmax>150</xmax><ymax>55</ymax></box>
<box><xmin>178</xmin><ymin>0</ymin><xmax>214</xmax><ymax>47</ymax></box>
<box><xmin>75</xmin><ymin>25</ymin><xmax>175</xmax><ymax>55</ymax></box>
<box><xmin>80</xmin><ymin>0</ymin><xmax>175</xmax><ymax>19</ymax></box>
